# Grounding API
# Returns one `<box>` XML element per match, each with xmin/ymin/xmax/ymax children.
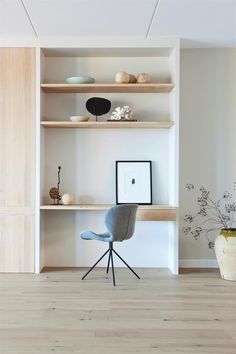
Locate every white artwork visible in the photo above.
<box><xmin>116</xmin><ymin>161</ymin><xmax>152</xmax><ymax>204</ymax></box>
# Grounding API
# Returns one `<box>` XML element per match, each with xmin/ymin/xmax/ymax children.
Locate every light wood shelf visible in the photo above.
<box><xmin>41</xmin><ymin>121</ymin><xmax>174</xmax><ymax>129</ymax></box>
<box><xmin>40</xmin><ymin>204</ymin><xmax>177</xmax><ymax>221</ymax></box>
<box><xmin>40</xmin><ymin>83</ymin><xmax>174</xmax><ymax>93</ymax></box>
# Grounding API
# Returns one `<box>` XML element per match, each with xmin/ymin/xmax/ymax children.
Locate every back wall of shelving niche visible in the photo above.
<box><xmin>40</xmin><ymin>51</ymin><xmax>175</xmax><ymax>268</ymax></box>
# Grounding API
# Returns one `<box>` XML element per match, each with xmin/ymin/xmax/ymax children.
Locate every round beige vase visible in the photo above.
<box><xmin>215</xmin><ymin>229</ymin><xmax>236</xmax><ymax>281</ymax></box>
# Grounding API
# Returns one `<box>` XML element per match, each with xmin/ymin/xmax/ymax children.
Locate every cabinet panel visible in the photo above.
<box><xmin>0</xmin><ymin>48</ymin><xmax>35</xmax><ymax>272</ymax></box>
<box><xmin>0</xmin><ymin>214</ymin><xmax>34</xmax><ymax>272</ymax></box>
<box><xmin>0</xmin><ymin>48</ymin><xmax>35</xmax><ymax>208</ymax></box>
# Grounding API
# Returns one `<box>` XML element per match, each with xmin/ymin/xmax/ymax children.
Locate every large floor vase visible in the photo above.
<box><xmin>215</xmin><ymin>229</ymin><xmax>236</xmax><ymax>281</ymax></box>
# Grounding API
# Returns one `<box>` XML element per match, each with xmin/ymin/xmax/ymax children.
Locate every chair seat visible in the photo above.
<box><xmin>80</xmin><ymin>230</ymin><xmax>112</xmax><ymax>242</ymax></box>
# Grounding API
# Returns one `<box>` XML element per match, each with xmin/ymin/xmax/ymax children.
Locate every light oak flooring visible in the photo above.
<box><xmin>0</xmin><ymin>268</ymin><xmax>236</xmax><ymax>354</ymax></box>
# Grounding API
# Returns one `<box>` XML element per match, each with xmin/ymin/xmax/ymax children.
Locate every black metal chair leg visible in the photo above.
<box><xmin>106</xmin><ymin>250</ymin><xmax>111</xmax><ymax>274</ymax></box>
<box><xmin>82</xmin><ymin>249</ymin><xmax>110</xmax><ymax>280</ymax></box>
<box><xmin>110</xmin><ymin>250</ymin><xmax>116</xmax><ymax>286</ymax></box>
<box><xmin>112</xmin><ymin>248</ymin><xmax>140</xmax><ymax>279</ymax></box>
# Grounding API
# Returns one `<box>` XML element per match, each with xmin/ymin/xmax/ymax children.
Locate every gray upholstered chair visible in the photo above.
<box><xmin>80</xmin><ymin>204</ymin><xmax>139</xmax><ymax>286</ymax></box>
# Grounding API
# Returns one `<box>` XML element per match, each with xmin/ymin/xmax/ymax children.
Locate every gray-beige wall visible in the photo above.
<box><xmin>180</xmin><ymin>48</ymin><xmax>236</xmax><ymax>266</ymax></box>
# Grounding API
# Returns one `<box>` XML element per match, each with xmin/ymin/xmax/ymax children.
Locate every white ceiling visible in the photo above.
<box><xmin>150</xmin><ymin>0</ymin><xmax>236</xmax><ymax>47</ymax></box>
<box><xmin>0</xmin><ymin>0</ymin><xmax>235</xmax><ymax>47</ymax></box>
<box><xmin>23</xmin><ymin>0</ymin><xmax>157</xmax><ymax>37</ymax></box>
<box><xmin>0</xmin><ymin>0</ymin><xmax>35</xmax><ymax>37</ymax></box>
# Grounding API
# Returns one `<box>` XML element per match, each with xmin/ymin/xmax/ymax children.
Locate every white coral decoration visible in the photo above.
<box><xmin>110</xmin><ymin>106</ymin><xmax>133</xmax><ymax>120</ymax></box>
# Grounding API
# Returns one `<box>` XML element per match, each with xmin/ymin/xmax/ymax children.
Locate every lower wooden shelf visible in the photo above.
<box><xmin>40</xmin><ymin>204</ymin><xmax>177</xmax><ymax>221</ymax></box>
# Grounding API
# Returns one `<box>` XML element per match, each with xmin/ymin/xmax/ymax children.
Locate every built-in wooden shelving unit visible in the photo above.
<box><xmin>37</xmin><ymin>42</ymin><xmax>179</xmax><ymax>274</ymax></box>
<box><xmin>41</xmin><ymin>121</ymin><xmax>174</xmax><ymax>129</ymax></box>
<box><xmin>41</xmin><ymin>83</ymin><xmax>174</xmax><ymax>93</ymax></box>
<box><xmin>40</xmin><ymin>204</ymin><xmax>177</xmax><ymax>221</ymax></box>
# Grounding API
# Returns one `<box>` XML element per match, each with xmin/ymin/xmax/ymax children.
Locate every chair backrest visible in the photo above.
<box><xmin>104</xmin><ymin>204</ymin><xmax>138</xmax><ymax>242</ymax></box>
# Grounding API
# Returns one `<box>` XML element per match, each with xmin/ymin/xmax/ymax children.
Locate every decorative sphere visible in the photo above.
<box><xmin>137</xmin><ymin>73</ymin><xmax>150</xmax><ymax>83</ymax></box>
<box><xmin>115</xmin><ymin>71</ymin><xmax>129</xmax><ymax>84</ymax></box>
<box><xmin>49</xmin><ymin>187</ymin><xmax>59</xmax><ymax>200</ymax></box>
<box><xmin>128</xmin><ymin>74</ymin><xmax>137</xmax><ymax>83</ymax></box>
<box><xmin>62</xmin><ymin>193</ymin><xmax>74</xmax><ymax>205</ymax></box>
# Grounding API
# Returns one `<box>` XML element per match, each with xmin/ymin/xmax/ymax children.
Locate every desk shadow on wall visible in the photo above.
<box><xmin>43</xmin><ymin>211</ymin><xmax>77</xmax><ymax>267</ymax></box>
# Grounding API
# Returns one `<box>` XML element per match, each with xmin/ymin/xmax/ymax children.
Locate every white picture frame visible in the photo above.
<box><xmin>116</xmin><ymin>161</ymin><xmax>152</xmax><ymax>205</ymax></box>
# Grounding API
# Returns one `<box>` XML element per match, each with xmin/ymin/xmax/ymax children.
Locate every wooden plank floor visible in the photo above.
<box><xmin>0</xmin><ymin>268</ymin><xmax>236</xmax><ymax>354</ymax></box>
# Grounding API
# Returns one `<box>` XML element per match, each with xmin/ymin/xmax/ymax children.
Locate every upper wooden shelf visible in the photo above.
<box><xmin>40</xmin><ymin>83</ymin><xmax>174</xmax><ymax>93</ymax></box>
<box><xmin>40</xmin><ymin>204</ymin><xmax>177</xmax><ymax>221</ymax></box>
<box><xmin>41</xmin><ymin>121</ymin><xmax>174</xmax><ymax>129</ymax></box>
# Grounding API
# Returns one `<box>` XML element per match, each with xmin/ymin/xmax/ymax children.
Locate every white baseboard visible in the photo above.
<box><xmin>180</xmin><ymin>259</ymin><xmax>218</xmax><ymax>268</ymax></box>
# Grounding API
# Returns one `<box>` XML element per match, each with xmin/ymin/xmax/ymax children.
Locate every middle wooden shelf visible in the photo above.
<box><xmin>41</xmin><ymin>121</ymin><xmax>174</xmax><ymax>129</ymax></box>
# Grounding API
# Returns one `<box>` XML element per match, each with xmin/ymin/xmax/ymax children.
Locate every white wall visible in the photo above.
<box><xmin>179</xmin><ymin>49</ymin><xmax>236</xmax><ymax>265</ymax></box>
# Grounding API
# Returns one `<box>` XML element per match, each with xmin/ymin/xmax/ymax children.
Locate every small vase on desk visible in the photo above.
<box><xmin>61</xmin><ymin>193</ymin><xmax>74</xmax><ymax>205</ymax></box>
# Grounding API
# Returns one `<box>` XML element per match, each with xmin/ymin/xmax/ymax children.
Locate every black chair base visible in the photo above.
<box><xmin>82</xmin><ymin>242</ymin><xmax>140</xmax><ymax>286</ymax></box>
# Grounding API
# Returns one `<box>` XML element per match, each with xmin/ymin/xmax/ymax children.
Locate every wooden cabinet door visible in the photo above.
<box><xmin>0</xmin><ymin>214</ymin><xmax>34</xmax><ymax>272</ymax></box>
<box><xmin>0</xmin><ymin>48</ymin><xmax>35</xmax><ymax>272</ymax></box>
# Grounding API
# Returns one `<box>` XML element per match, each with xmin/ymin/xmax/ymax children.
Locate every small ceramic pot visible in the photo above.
<box><xmin>215</xmin><ymin>229</ymin><xmax>236</xmax><ymax>281</ymax></box>
<box><xmin>137</xmin><ymin>73</ymin><xmax>150</xmax><ymax>83</ymax></box>
<box><xmin>115</xmin><ymin>71</ymin><xmax>129</xmax><ymax>84</ymax></box>
<box><xmin>128</xmin><ymin>74</ymin><xmax>137</xmax><ymax>83</ymax></box>
<box><xmin>61</xmin><ymin>193</ymin><xmax>74</xmax><ymax>205</ymax></box>
<box><xmin>70</xmin><ymin>116</ymin><xmax>89</xmax><ymax>122</ymax></box>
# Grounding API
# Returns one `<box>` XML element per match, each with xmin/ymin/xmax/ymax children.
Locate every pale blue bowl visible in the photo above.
<box><xmin>66</xmin><ymin>76</ymin><xmax>95</xmax><ymax>84</ymax></box>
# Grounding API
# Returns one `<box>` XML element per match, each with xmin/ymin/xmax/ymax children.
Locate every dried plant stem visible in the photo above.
<box><xmin>207</xmin><ymin>196</ymin><xmax>228</xmax><ymax>229</ymax></box>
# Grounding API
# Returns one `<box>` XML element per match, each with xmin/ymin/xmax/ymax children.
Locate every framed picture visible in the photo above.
<box><xmin>116</xmin><ymin>161</ymin><xmax>152</xmax><ymax>205</ymax></box>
